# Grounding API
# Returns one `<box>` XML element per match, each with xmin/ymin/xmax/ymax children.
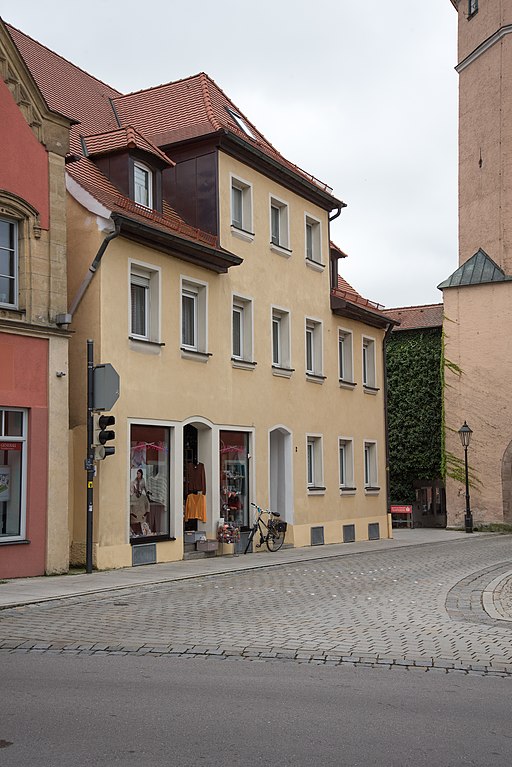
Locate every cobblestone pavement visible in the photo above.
<box><xmin>1</xmin><ymin>535</ymin><xmax>512</xmax><ymax>676</ymax></box>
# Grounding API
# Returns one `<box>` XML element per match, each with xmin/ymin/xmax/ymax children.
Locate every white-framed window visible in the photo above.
<box><xmin>362</xmin><ymin>336</ymin><xmax>377</xmax><ymax>389</ymax></box>
<box><xmin>364</xmin><ymin>441</ymin><xmax>379</xmax><ymax>491</ymax></box>
<box><xmin>339</xmin><ymin>438</ymin><xmax>355</xmax><ymax>490</ymax></box>
<box><xmin>0</xmin><ymin>407</ymin><xmax>27</xmax><ymax>542</ymax></box>
<box><xmin>232</xmin><ymin>295</ymin><xmax>253</xmax><ymax>363</ymax></box>
<box><xmin>133</xmin><ymin>161</ymin><xmax>153</xmax><ymax>209</ymax></box>
<box><xmin>269</xmin><ymin>196</ymin><xmax>290</xmax><ymax>252</ymax></box>
<box><xmin>338</xmin><ymin>329</ymin><xmax>354</xmax><ymax>384</ymax></box>
<box><xmin>130</xmin><ymin>262</ymin><xmax>160</xmax><ymax>342</ymax></box>
<box><xmin>271</xmin><ymin>307</ymin><xmax>291</xmax><ymax>373</ymax></box>
<box><xmin>306</xmin><ymin>434</ymin><xmax>324</xmax><ymax>490</ymax></box>
<box><xmin>305</xmin><ymin>214</ymin><xmax>322</xmax><ymax>265</ymax></box>
<box><xmin>231</xmin><ymin>176</ymin><xmax>253</xmax><ymax>238</ymax></box>
<box><xmin>305</xmin><ymin>318</ymin><xmax>323</xmax><ymax>378</ymax></box>
<box><xmin>181</xmin><ymin>278</ymin><xmax>208</xmax><ymax>356</ymax></box>
<box><xmin>0</xmin><ymin>216</ymin><xmax>18</xmax><ymax>308</ymax></box>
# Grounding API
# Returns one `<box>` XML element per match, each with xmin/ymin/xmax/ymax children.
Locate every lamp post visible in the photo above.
<box><xmin>458</xmin><ymin>421</ymin><xmax>473</xmax><ymax>533</ymax></box>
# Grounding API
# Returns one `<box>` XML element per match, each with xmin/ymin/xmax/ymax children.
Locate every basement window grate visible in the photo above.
<box><xmin>132</xmin><ymin>543</ymin><xmax>157</xmax><ymax>566</ymax></box>
<box><xmin>343</xmin><ymin>524</ymin><xmax>356</xmax><ymax>543</ymax></box>
<box><xmin>368</xmin><ymin>523</ymin><xmax>380</xmax><ymax>541</ymax></box>
<box><xmin>311</xmin><ymin>526</ymin><xmax>324</xmax><ymax>546</ymax></box>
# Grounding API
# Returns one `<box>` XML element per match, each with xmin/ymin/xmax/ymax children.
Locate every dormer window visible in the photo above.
<box><xmin>133</xmin><ymin>161</ymin><xmax>153</xmax><ymax>208</ymax></box>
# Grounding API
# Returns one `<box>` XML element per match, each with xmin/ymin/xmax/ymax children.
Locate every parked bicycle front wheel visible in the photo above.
<box><xmin>266</xmin><ymin>526</ymin><xmax>285</xmax><ymax>552</ymax></box>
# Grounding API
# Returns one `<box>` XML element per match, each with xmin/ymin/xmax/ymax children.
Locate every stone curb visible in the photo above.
<box><xmin>482</xmin><ymin>570</ymin><xmax>512</xmax><ymax>622</ymax></box>
<box><xmin>1</xmin><ymin>642</ymin><xmax>511</xmax><ymax>676</ymax></box>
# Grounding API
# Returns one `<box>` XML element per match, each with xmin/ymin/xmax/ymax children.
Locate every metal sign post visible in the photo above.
<box><xmin>85</xmin><ymin>339</ymin><xmax>95</xmax><ymax>574</ymax></box>
<box><xmin>85</xmin><ymin>341</ymin><xmax>120</xmax><ymax>573</ymax></box>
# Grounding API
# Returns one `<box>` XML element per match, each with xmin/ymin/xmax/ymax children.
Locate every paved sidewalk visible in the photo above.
<box><xmin>2</xmin><ymin>528</ymin><xmax>510</xmax><ymax>615</ymax></box>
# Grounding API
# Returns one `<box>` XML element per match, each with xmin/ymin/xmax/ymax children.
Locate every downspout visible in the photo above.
<box><xmin>328</xmin><ymin>203</ymin><xmax>345</xmax><ymax>223</ymax></box>
<box><xmin>383</xmin><ymin>321</ymin><xmax>395</xmax><ymax>537</ymax></box>
<box><xmin>55</xmin><ymin>223</ymin><xmax>120</xmax><ymax>327</ymax></box>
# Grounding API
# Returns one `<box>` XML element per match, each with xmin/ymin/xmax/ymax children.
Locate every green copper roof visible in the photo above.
<box><xmin>438</xmin><ymin>248</ymin><xmax>512</xmax><ymax>289</ymax></box>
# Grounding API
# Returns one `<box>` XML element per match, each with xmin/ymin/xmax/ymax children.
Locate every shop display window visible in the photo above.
<box><xmin>220</xmin><ymin>431</ymin><xmax>249</xmax><ymax>528</ymax></box>
<box><xmin>0</xmin><ymin>408</ymin><xmax>26</xmax><ymax>541</ymax></box>
<box><xmin>130</xmin><ymin>424</ymin><xmax>170</xmax><ymax>541</ymax></box>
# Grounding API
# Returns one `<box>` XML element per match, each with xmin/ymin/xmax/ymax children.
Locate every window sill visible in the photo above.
<box><xmin>308</xmin><ymin>486</ymin><xmax>326</xmax><ymax>495</ymax></box>
<box><xmin>364</xmin><ymin>486</ymin><xmax>380</xmax><ymax>495</ymax></box>
<box><xmin>231</xmin><ymin>225</ymin><xmax>254</xmax><ymax>243</ymax></box>
<box><xmin>270</xmin><ymin>242</ymin><xmax>292</xmax><ymax>258</ymax></box>
<box><xmin>339</xmin><ymin>379</ymin><xmax>357</xmax><ymax>390</ymax></box>
<box><xmin>129</xmin><ymin>336</ymin><xmax>165</xmax><ymax>349</ymax></box>
<box><xmin>0</xmin><ymin>306</ymin><xmax>25</xmax><ymax>316</ymax></box>
<box><xmin>180</xmin><ymin>347</ymin><xmax>212</xmax><ymax>363</ymax></box>
<box><xmin>305</xmin><ymin>258</ymin><xmax>325</xmax><ymax>272</ymax></box>
<box><xmin>363</xmin><ymin>385</ymin><xmax>380</xmax><ymax>395</ymax></box>
<box><xmin>130</xmin><ymin>535</ymin><xmax>177</xmax><ymax>545</ymax></box>
<box><xmin>306</xmin><ymin>373</ymin><xmax>326</xmax><ymax>384</ymax></box>
<box><xmin>272</xmin><ymin>365</ymin><xmax>294</xmax><ymax>378</ymax></box>
<box><xmin>231</xmin><ymin>358</ymin><xmax>257</xmax><ymax>371</ymax></box>
<box><xmin>0</xmin><ymin>538</ymin><xmax>30</xmax><ymax>546</ymax></box>
<box><xmin>340</xmin><ymin>487</ymin><xmax>357</xmax><ymax>496</ymax></box>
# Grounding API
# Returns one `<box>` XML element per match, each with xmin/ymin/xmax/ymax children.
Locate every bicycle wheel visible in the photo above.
<box><xmin>266</xmin><ymin>524</ymin><xmax>285</xmax><ymax>552</ymax></box>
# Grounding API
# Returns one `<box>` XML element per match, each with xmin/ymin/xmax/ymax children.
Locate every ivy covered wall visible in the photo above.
<box><xmin>386</xmin><ymin>327</ymin><xmax>443</xmax><ymax>504</ymax></box>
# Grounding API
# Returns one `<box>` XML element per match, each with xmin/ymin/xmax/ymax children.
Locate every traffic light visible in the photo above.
<box><xmin>92</xmin><ymin>413</ymin><xmax>116</xmax><ymax>460</ymax></box>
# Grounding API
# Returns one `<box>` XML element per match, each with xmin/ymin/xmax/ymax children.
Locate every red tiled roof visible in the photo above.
<box><xmin>83</xmin><ymin>126</ymin><xmax>174</xmax><ymax>166</ymax></box>
<box><xmin>112</xmin><ymin>73</ymin><xmax>335</xmax><ymax>195</ymax></box>
<box><xmin>334</xmin><ymin>274</ymin><xmax>385</xmax><ymax>312</ymax></box>
<box><xmin>5</xmin><ymin>23</ymin><xmax>339</xmax><ymax>251</ymax></box>
<box><xmin>6</xmin><ymin>23</ymin><xmax>121</xmax><ymax>142</ymax></box>
<box><xmin>5</xmin><ymin>23</ymin><xmax>219</xmax><ymax>249</ymax></box>
<box><xmin>330</xmin><ymin>241</ymin><xmax>348</xmax><ymax>259</ymax></box>
<box><xmin>382</xmin><ymin>303</ymin><xmax>444</xmax><ymax>330</ymax></box>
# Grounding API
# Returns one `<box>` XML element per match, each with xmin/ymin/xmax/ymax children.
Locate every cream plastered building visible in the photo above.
<box><xmin>441</xmin><ymin>0</ymin><xmax>512</xmax><ymax>527</ymax></box>
<box><xmin>9</xmin><ymin>24</ymin><xmax>394</xmax><ymax>570</ymax></box>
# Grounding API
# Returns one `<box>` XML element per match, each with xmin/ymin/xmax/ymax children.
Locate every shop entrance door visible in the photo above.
<box><xmin>269</xmin><ymin>427</ymin><xmax>292</xmax><ymax>521</ymax></box>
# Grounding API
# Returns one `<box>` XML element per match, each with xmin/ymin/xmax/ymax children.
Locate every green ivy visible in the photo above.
<box><xmin>386</xmin><ymin>328</ymin><xmax>443</xmax><ymax>504</ymax></box>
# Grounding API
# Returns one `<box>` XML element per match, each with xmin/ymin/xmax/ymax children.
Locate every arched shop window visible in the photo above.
<box><xmin>220</xmin><ymin>431</ymin><xmax>249</xmax><ymax>528</ymax></box>
<box><xmin>0</xmin><ymin>408</ymin><xmax>27</xmax><ymax>541</ymax></box>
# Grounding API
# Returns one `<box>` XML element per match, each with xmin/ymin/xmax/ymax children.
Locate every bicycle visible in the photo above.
<box><xmin>244</xmin><ymin>502</ymin><xmax>287</xmax><ymax>553</ymax></box>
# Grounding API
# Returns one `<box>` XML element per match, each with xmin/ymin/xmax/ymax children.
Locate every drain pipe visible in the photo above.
<box><xmin>56</xmin><ymin>222</ymin><xmax>120</xmax><ymax>327</ymax></box>
<box><xmin>329</xmin><ymin>203</ymin><xmax>346</xmax><ymax>223</ymax></box>
<box><xmin>383</xmin><ymin>321</ymin><xmax>395</xmax><ymax>538</ymax></box>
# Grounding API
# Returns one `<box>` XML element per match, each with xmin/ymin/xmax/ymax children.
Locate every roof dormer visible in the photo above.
<box><xmin>81</xmin><ymin>125</ymin><xmax>174</xmax><ymax>213</ymax></box>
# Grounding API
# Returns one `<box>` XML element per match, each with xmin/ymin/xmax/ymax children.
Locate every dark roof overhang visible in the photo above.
<box><xmin>330</xmin><ymin>293</ymin><xmax>397</xmax><ymax>330</ymax></box>
<box><xmin>159</xmin><ymin>129</ymin><xmax>345</xmax><ymax>213</ymax></box>
<box><xmin>218</xmin><ymin>132</ymin><xmax>344</xmax><ymax>212</ymax></box>
<box><xmin>111</xmin><ymin>213</ymin><xmax>242</xmax><ymax>274</ymax></box>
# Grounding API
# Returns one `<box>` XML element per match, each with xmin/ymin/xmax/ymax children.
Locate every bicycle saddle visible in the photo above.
<box><xmin>271</xmin><ymin>511</ymin><xmax>281</xmax><ymax>517</ymax></box>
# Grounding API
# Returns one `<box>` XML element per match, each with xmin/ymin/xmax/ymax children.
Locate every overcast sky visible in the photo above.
<box><xmin>2</xmin><ymin>0</ymin><xmax>458</xmax><ymax>308</ymax></box>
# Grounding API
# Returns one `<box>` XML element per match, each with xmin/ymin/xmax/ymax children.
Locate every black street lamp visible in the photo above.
<box><xmin>458</xmin><ymin>421</ymin><xmax>473</xmax><ymax>533</ymax></box>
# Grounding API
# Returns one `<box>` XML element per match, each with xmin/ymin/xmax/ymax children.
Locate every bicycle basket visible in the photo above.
<box><xmin>275</xmin><ymin>521</ymin><xmax>287</xmax><ymax>533</ymax></box>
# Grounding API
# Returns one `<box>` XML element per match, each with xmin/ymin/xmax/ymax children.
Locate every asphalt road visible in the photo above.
<box><xmin>2</xmin><ymin>536</ymin><xmax>512</xmax><ymax>765</ymax></box>
<box><xmin>2</xmin><ymin>652</ymin><xmax>511</xmax><ymax>767</ymax></box>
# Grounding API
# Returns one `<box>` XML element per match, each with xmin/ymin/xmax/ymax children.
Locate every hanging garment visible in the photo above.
<box><xmin>185</xmin><ymin>493</ymin><xmax>207</xmax><ymax>522</ymax></box>
<box><xmin>185</xmin><ymin>461</ymin><xmax>206</xmax><ymax>494</ymax></box>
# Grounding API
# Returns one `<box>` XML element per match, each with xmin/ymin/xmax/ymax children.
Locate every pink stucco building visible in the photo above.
<box><xmin>440</xmin><ymin>0</ymin><xmax>512</xmax><ymax>527</ymax></box>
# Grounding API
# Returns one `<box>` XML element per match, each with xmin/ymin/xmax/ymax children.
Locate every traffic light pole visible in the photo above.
<box><xmin>85</xmin><ymin>339</ymin><xmax>95</xmax><ymax>574</ymax></box>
